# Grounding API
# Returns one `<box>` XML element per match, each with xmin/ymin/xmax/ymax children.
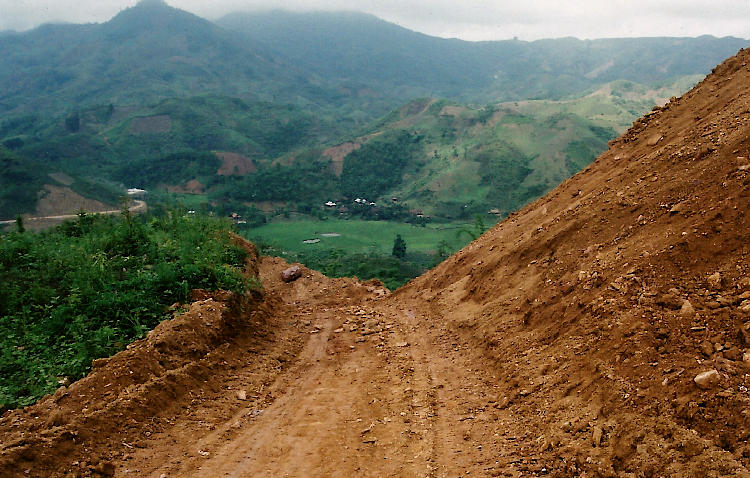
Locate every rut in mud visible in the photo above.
<box><xmin>2</xmin><ymin>49</ymin><xmax>750</xmax><ymax>477</ymax></box>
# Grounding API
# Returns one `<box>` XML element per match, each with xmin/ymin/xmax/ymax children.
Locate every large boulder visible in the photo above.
<box><xmin>281</xmin><ymin>265</ymin><xmax>302</xmax><ymax>283</ymax></box>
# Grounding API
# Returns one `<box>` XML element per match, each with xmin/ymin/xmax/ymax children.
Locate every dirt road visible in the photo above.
<box><xmin>0</xmin><ymin>200</ymin><xmax>147</xmax><ymax>226</ymax></box>
<box><xmin>108</xmin><ymin>257</ymin><xmax>530</xmax><ymax>477</ymax></box>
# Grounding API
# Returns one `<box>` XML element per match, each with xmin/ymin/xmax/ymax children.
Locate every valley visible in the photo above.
<box><xmin>1</xmin><ymin>45</ymin><xmax>749</xmax><ymax>474</ymax></box>
<box><xmin>0</xmin><ymin>1</ymin><xmax>749</xmax><ymax>476</ymax></box>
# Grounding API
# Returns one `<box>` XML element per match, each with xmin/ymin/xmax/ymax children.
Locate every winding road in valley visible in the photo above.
<box><xmin>0</xmin><ymin>200</ymin><xmax>147</xmax><ymax>225</ymax></box>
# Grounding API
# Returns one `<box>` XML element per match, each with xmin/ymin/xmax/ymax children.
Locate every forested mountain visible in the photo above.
<box><xmin>0</xmin><ymin>0</ymin><xmax>338</xmax><ymax>116</ymax></box>
<box><xmin>0</xmin><ymin>1</ymin><xmax>747</xmax><ymax>220</ymax></box>
<box><xmin>219</xmin><ymin>10</ymin><xmax>748</xmax><ymax>102</ymax></box>
<box><xmin>1</xmin><ymin>2</ymin><xmax>747</xmax><ymax>119</ymax></box>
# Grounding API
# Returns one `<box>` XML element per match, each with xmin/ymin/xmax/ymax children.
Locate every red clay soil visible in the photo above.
<box><xmin>401</xmin><ymin>49</ymin><xmax>750</xmax><ymax>475</ymax></box>
<box><xmin>1</xmin><ymin>49</ymin><xmax>750</xmax><ymax>477</ymax></box>
<box><xmin>166</xmin><ymin>179</ymin><xmax>204</xmax><ymax>195</ymax></box>
<box><xmin>322</xmin><ymin>142</ymin><xmax>362</xmax><ymax>176</ymax></box>
<box><xmin>215</xmin><ymin>152</ymin><xmax>258</xmax><ymax>176</ymax></box>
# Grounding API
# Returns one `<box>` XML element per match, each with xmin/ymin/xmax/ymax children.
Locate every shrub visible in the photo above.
<box><xmin>0</xmin><ymin>211</ymin><xmax>255</xmax><ymax>409</ymax></box>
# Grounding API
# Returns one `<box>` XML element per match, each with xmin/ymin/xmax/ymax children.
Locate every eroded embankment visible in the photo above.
<box><xmin>0</xmin><ymin>289</ymin><xmax>299</xmax><ymax>476</ymax></box>
<box><xmin>0</xmin><ymin>238</ymin><xmax>293</xmax><ymax>477</ymax></box>
<box><xmin>399</xmin><ymin>48</ymin><xmax>750</xmax><ymax>476</ymax></box>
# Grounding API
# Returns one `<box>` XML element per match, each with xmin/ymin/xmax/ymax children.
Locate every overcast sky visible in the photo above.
<box><xmin>1</xmin><ymin>0</ymin><xmax>749</xmax><ymax>40</ymax></box>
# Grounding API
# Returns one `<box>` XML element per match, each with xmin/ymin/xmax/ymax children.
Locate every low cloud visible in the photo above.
<box><xmin>1</xmin><ymin>0</ymin><xmax>748</xmax><ymax>40</ymax></box>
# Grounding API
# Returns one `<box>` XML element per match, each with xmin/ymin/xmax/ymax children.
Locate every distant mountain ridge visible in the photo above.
<box><xmin>0</xmin><ymin>2</ymin><xmax>747</xmax><ymax>119</ymax></box>
<box><xmin>0</xmin><ymin>1</ymin><xmax>316</xmax><ymax>115</ymax></box>
<box><xmin>1</xmin><ymin>2</ymin><xmax>749</xmax><ymax>219</ymax></box>
<box><xmin>220</xmin><ymin>11</ymin><xmax>748</xmax><ymax>102</ymax></box>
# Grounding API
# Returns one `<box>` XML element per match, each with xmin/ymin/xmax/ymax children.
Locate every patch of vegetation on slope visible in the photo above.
<box><xmin>1</xmin><ymin>95</ymin><xmax>345</xmax><ymax>185</ymax></box>
<box><xmin>334</xmin><ymin>98</ymin><xmax>617</xmax><ymax>219</ymax></box>
<box><xmin>509</xmin><ymin>75</ymin><xmax>706</xmax><ymax>133</ymax></box>
<box><xmin>0</xmin><ymin>146</ymin><xmax>48</xmax><ymax>218</ymax></box>
<box><xmin>339</xmin><ymin>130</ymin><xmax>424</xmax><ymax>199</ymax></box>
<box><xmin>214</xmin><ymin>152</ymin><xmax>336</xmax><ymax>206</ymax></box>
<box><xmin>0</xmin><ymin>211</ymin><xmax>254</xmax><ymax>409</ymax></box>
<box><xmin>116</xmin><ymin>151</ymin><xmax>222</xmax><ymax>189</ymax></box>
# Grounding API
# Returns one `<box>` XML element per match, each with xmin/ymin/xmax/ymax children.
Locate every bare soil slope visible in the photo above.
<box><xmin>1</xmin><ymin>50</ymin><xmax>749</xmax><ymax>477</ymax></box>
<box><xmin>401</xmin><ymin>49</ymin><xmax>750</xmax><ymax>475</ymax></box>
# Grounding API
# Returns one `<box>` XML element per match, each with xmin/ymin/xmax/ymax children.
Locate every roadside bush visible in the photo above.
<box><xmin>0</xmin><ymin>211</ymin><xmax>255</xmax><ymax>409</ymax></box>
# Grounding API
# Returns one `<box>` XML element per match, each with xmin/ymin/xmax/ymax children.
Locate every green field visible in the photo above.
<box><xmin>245</xmin><ymin>218</ymin><xmax>482</xmax><ymax>256</ymax></box>
<box><xmin>243</xmin><ymin>217</ymin><xmax>493</xmax><ymax>289</ymax></box>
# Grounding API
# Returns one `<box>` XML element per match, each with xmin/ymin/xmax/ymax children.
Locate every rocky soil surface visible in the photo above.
<box><xmin>2</xmin><ymin>48</ymin><xmax>750</xmax><ymax>477</ymax></box>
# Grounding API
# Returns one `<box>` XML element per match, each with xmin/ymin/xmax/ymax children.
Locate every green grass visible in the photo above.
<box><xmin>244</xmin><ymin>217</ymin><xmax>492</xmax><ymax>290</ymax></box>
<box><xmin>510</xmin><ymin>76</ymin><xmax>703</xmax><ymax>134</ymax></box>
<box><xmin>246</xmin><ymin>218</ymin><xmax>478</xmax><ymax>256</ymax></box>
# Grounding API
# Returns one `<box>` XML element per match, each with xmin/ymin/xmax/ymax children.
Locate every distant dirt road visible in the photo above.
<box><xmin>0</xmin><ymin>200</ymin><xmax>147</xmax><ymax>225</ymax></box>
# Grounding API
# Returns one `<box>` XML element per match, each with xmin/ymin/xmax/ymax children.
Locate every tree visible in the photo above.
<box><xmin>456</xmin><ymin>214</ymin><xmax>487</xmax><ymax>242</ymax></box>
<box><xmin>435</xmin><ymin>239</ymin><xmax>451</xmax><ymax>260</ymax></box>
<box><xmin>64</xmin><ymin>112</ymin><xmax>80</xmax><ymax>133</ymax></box>
<box><xmin>392</xmin><ymin>234</ymin><xmax>406</xmax><ymax>259</ymax></box>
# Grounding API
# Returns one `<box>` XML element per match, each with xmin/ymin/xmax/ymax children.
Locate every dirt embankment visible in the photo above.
<box><xmin>0</xmin><ymin>239</ymin><xmax>275</xmax><ymax>477</ymax></box>
<box><xmin>401</xmin><ymin>48</ymin><xmax>750</xmax><ymax>475</ymax></box>
<box><xmin>1</xmin><ymin>50</ymin><xmax>750</xmax><ymax>478</ymax></box>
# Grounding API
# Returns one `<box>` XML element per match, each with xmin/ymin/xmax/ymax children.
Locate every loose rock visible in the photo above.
<box><xmin>92</xmin><ymin>462</ymin><xmax>115</xmax><ymax>477</ymax></box>
<box><xmin>739</xmin><ymin>325</ymin><xmax>750</xmax><ymax>347</ymax></box>
<box><xmin>694</xmin><ymin>369</ymin><xmax>721</xmax><ymax>389</ymax></box>
<box><xmin>680</xmin><ymin>299</ymin><xmax>695</xmax><ymax>317</ymax></box>
<box><xmin>281</xmin><ymin>265</ymin><xmax>302</xmax><ymax>283</ymax></box>
<box><xmin>592</xmin><ymin>426</ymin><xmax>603</xmax><ymax>447</ymax></box>
<box><xmin>723</xmin><ymin>348</ymin><xmax>743</xmax><ymax>361</ymax></box>
<box><xmin>707</xmin><ymin>272</ymin><xmax>723</xmax><ymax>290</ymax></box>
<box><xmin>657</xmin><ymin>292</ymin><xmax>683</xmax><ymax>310</ymax></box>
<box><xmin>699</xmin><ymin>341</ymin><xmax>714</xmax><ymax>357</ymax></box>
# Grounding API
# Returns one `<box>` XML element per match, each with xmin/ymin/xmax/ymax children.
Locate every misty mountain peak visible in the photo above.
<box><xmin>135</xmin><ymin>0</ymin><xmax>169</xmax><ymax>8</ymax></box>
<box><xmin>106</xmin><ymin>0</ymin><xmax>213</xmax><ymax>36</ymax></box>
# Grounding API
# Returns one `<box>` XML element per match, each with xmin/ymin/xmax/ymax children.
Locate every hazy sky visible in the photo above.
<box><xmin>2</xmin><ymin>0</ymin><xmax>749</xmax><ymax>40</ymax></box>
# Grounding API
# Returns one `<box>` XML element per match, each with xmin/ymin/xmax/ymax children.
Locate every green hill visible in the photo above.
<box><xmin>326</xmin><ymin>99</ymin><xmax>615</xmax><ymax>219</ymax></box>
<box><xmin>0</xmin><ymin>1</ymin><xmax>352</xmax><ymax>117</ymax></box>
<box><xmin>0</xmin><ymin>73</ymin><xmax>707</xmax><ymax>223</ymax></box>
<box><xmin>1</xmin><ymin>4</ymin><xmax>747</xmax><ymax>227</ymax></box>
<box><xmin>2</xmin><ymin>95</ymin><xmax>345</xmax><ymax>180</ymax></box>
<box><xmin>1</xmin><ymin>5</ymin><xmax>746</xmax><ymax>121</ymax></box>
